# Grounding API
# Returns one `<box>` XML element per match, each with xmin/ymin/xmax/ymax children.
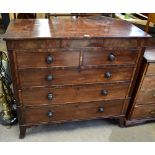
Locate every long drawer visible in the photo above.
<box><xmin>18</xmin><ymin>67</ymin><xmax>133</xmax><ymax>88</ymax></box>
<box><xmin>20</xmin><ymin>83</ymin><xmax>129</xmax><ymax>106</ymax></box>
<box><xmin>131</xmin><ymin>104</ymin><xmax>155</xmax><ymax>119</ymax></box>
<box><xmin>22</xmin><ymin>100</ymin><xmax>125</xmax><ymax>124</ymax></box>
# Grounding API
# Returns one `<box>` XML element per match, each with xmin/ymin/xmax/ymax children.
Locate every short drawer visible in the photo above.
<box><xmin>21</xmin><ymin>83</ymin><xmax>129</xmax><ymax>106</ymax></box>
<box><xmin>83</xmin><ymin>49</ymin><xmax>138</xmax><ymax>66</ymax></box>
<box><xmin>146</xmin><ymin>63</ymin><xmax>155</xmax><ymax>75</ymax></box>
<box><xmin>16</xmin><ymin>50</ymin><xmax>80</xmax><ymax>68</ymax></box>
<box><xmin>136</xmin><ymin>89</ymin><xmax>155</xmax><ymax>105</ymax></box>
<box><xmin>23</xmin><ymin>100</ymin><xmax>124</xmax><ymax>124</ymax></box>
<box><xmin>19</xmin><ymin>67</ymin><xmax>133</xmax><ymax>88</ymax></box>
<box><xmin>131</xmin><ymin>105</ymin><xmax>155</xmax><ymax>119</ymax></box>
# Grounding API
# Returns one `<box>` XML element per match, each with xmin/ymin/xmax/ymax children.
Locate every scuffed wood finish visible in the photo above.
<box><xmin>4</xmin><ymin>17</ymin><xmax>150</xmax><ymax>138</ymax></box>
<box><xmin>21</xmin><ymin>83</ymin><xmax>129</xmax><ymax>106</ymax></box>
<box><xmin>126</xmin><ymin>48</ymin><xmax>155</xmax><ymax>125</ymax></box>
<box><xmin>18</xmin><ymin>67</ymin><xmax>133</xmax><ymax>88</ymax></box>
<box><xmin>4</xmin><ymin>17</ymin><xmax>150</xmax><ymax>39</ymax></box>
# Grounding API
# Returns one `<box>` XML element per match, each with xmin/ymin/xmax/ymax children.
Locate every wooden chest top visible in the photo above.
<box><xmin>4</xmin><ymin>16</ymin><xmax>150</xmax><ymax>40</ymax></box>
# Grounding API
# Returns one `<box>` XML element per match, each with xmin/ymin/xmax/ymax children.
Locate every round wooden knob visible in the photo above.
<box><xmin>101</xmin><ymin>89</ymin><xmax>108</xmax><ymax>96</ymax></box>
<box><xmin>47</xmin><ymin>111</ymin><xmax>54</xmax><ymax>118</ymax></box>
<box><xmin>98</xmin><ymin>107</ymin><xmax>104</xmax><ymax>112</ymax></box>
<box><xmin>105</xmin><ymin>72</ymin><xmax>112</xmax><ymax>78</ymax></box>
<box><xmin>46</xmin><ymin>55</ymin><xmax>53</xmax><ymax>64</ymax></box>
<box><xmin>108</xmin><ymin>53</ymin><xmax>115</xmax><ymax>61</ymax></box>
<box><xmin>47</xmin><ymin>93</ymin><xmax>53</xmax><ymax>100</ymax></box>
<box><xmin>47</xmin><ymin>75</ymin><xmax>53</xmax><ymax>81</ymax></box>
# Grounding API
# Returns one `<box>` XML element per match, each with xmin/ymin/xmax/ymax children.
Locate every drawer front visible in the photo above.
<box><xmin>19</xmin><ymin>67</ymin><xmax>133</xmax><ymax>88</ymax></box>
<box><xmin>7</xmin><ymin>39</ymin><xmax>141</xmax><ymax>50</ymax></box>
<box><xmin>140</xmin><ymin>76</ymin><xmax>155</xmax><ymax>91</ymax></box>
<box><xmin>61</xmin><ymin>39</ymin><xmax>142</xmax><ymax>48</ymax></box>
<box><xmin>146</xmin><ymin>63</ymin><xmax>155</xmax><ymax>75</ymax></box>
<box><xmin>136</xmin><ymin>89</ymin><xmax>155</xmax><ymax>105</ymax></box>
<box><xmin>21</xmin><ymin>83</ymin><xmax>129</xmax><ymax>106</ymax></box>
<box><xmin>131</xmin><ymin>105</ymin><xmax>155</xmax><ymax>119</ymax></box>
<box><xmin>16</xmin><ymin>50</ymin><xmax>80</xmax><ymax>68</ymax></box>
<box><xmin>83</xmin><ymin>49</ymin><xmax>138</xmax><ymax>66</ymax></box>
<box><xmin>6</xmin><ymin>40</ymin><xmax>61</xmax><ymax>50</ymax></box>
<box><xmin>23</xmin><ymin>100</ymin><xmax>124</xmax><ymax>124</ymax></box>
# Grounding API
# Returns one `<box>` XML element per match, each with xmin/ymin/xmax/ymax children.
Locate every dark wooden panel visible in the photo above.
<box><xmin>83</xmin><ymin>49</ymin><xmax>138</xmax><ymax>66</ymax></box>
<box><xmin>23</xmin><ymin>100</ymin><xmax>124</xmax><ymax>124</ymax></box>
<box><xmin>16</xmin><ymin>50</ymin><xmax>80</xmax><ymax>68</ymax></box>
<box><xmin>21</xmin><ymin>83</ymin><xmax>129</xmax><ymax>106</ymax></box>
<box><xmin>19</xmin><ymin>67</ymin><xmax>133</xmax><ymax>88</ymax></box>
<box><xmin>131</xmin><ymin>105</ymin><xmax>155</xmax><ymax>119</ymax></box>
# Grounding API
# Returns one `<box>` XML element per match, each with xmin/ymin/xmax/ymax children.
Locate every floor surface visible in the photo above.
<box><xmin>1</xmin><ymin>119</ymin><xmax>155</xmax><ymax>141</ymax></box>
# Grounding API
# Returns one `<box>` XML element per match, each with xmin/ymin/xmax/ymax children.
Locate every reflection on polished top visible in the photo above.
<box><xmin>4</xmin><ymin>16</ymin><xmax>151</xmax><ymax>39</ymax></box>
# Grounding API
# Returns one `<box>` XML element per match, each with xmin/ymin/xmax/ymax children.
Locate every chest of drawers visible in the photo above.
<box><xmin>126</xmin><ymin>48</ymin><xmax>155</xmax><ymax>125</ymax></box>
<box><xmin>4</xmin><ymin>17</ymin><xmax>150</xmax><ymax>138</ymax></box>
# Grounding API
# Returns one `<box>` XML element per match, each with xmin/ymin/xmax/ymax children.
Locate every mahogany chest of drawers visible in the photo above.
<box><xmin>4</xmin><ymin>17</ymin><xmax>150</xmax><ymax>138</ymax></box>
<box><xmin>126</xmin><ymin>48</ymin><xmax>155</xmax><ymax>125</ymax></box>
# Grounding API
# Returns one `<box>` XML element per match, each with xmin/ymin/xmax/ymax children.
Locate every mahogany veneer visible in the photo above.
<box><xmin>4</xmin><ymin>16</ymin><xmax>150</xmax><ymax>138</ymax></box>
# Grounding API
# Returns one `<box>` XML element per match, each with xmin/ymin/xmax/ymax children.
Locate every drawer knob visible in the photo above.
<box><xmin>98</xmin><ymin>107</ymin><xmax>104</xmax><ymax>112</ymax></box>
<box><xmin>47</xmin><ymin>93</ymin><xmax>53</xmax><ymax>100</ymax></box>
<box><xmin>46</xmin><ymin>75</ymin><xmax>53</xmax><ymax>81</ymax></box>
<box><xmin>105</xmin><ymin>72</ymin><xmax>112</xmax><ymax>78</ymax></box>
<box><xmin>46</xmin><ymin>55</ymin><xmax>53</xmax><ymax>64</ymax></box>
<box><xmin>101</xmin><ymin>89</ymin><xmax>108</xmax><ymax>96</ymax></box>
<box><xmin>47</xmin><ymin>111</ymin><xmax>54</xmax><ymax>118</ymax></box>
<box><xmin>108</xmin><ymin>53</ymin><xmax>115</xmax><ymax>61</ymax></box>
